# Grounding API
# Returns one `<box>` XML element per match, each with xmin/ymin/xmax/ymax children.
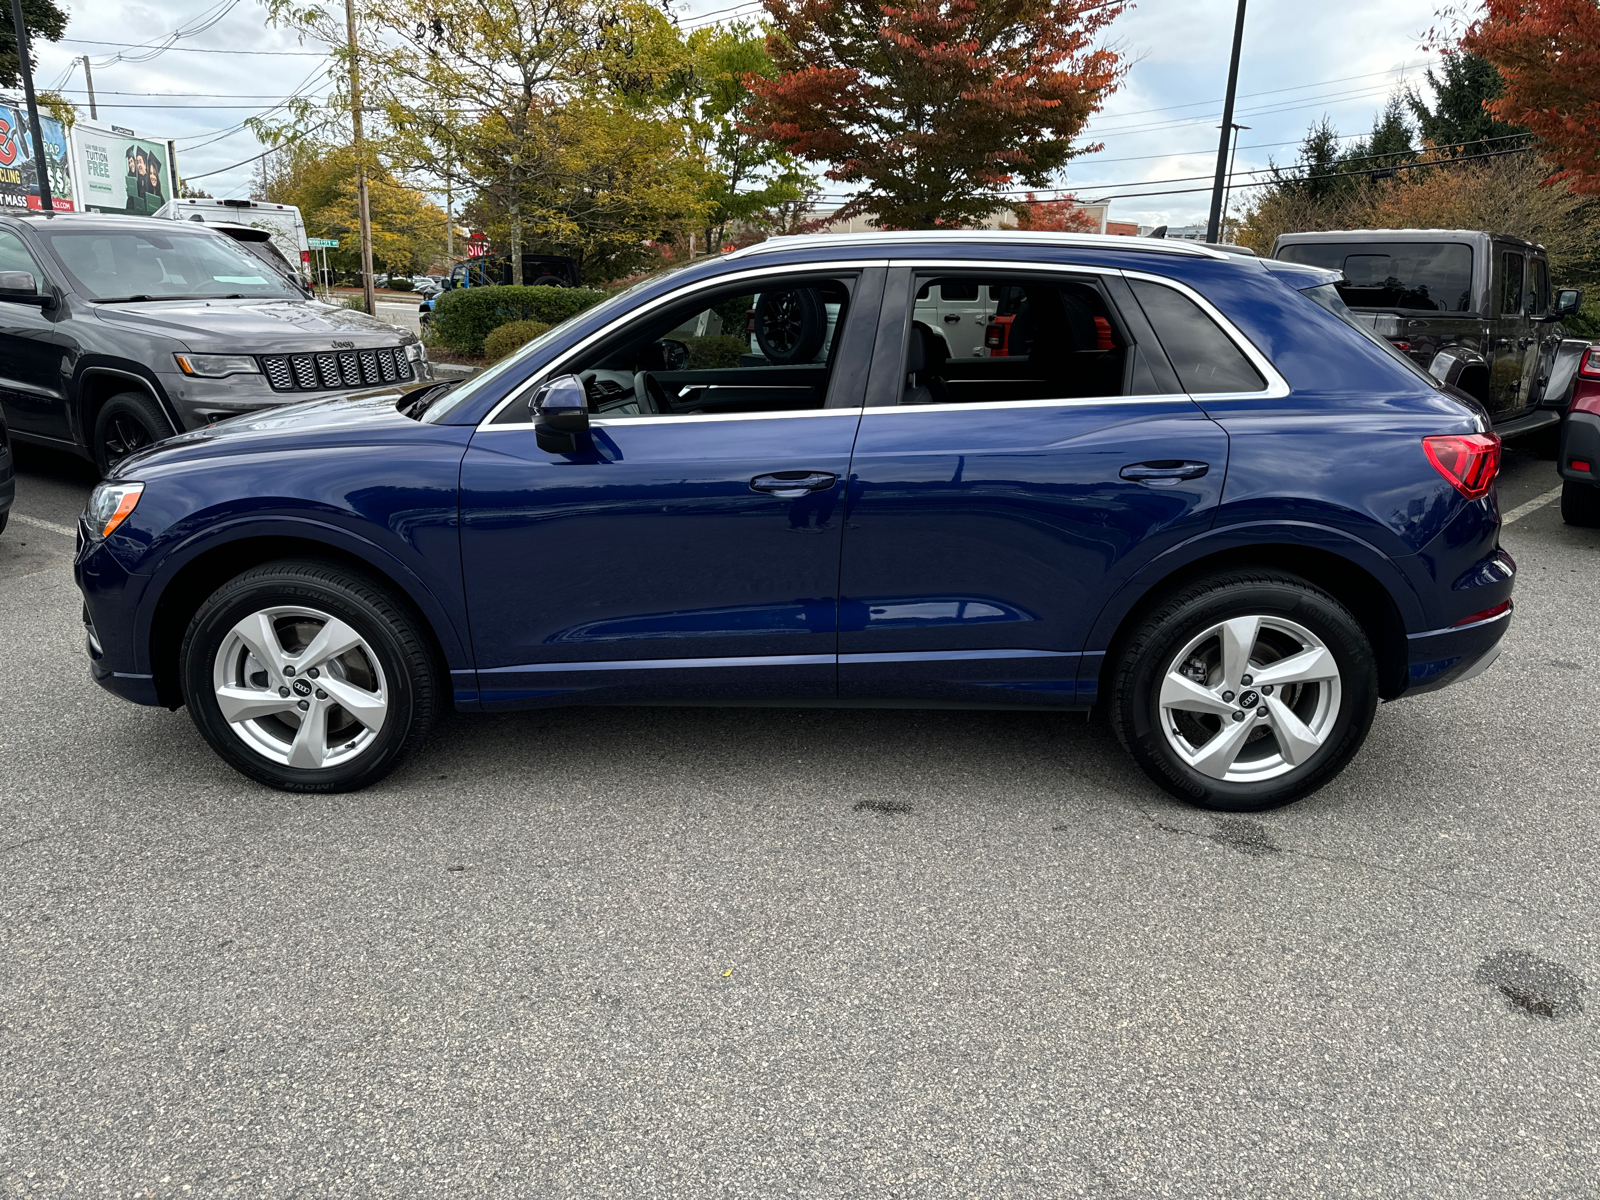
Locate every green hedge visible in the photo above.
<box><xmin>484</xmin><ymin>320</ymin><xmax>552</xmax><ymax>363</ymax></box>
<box><xmin>430</xmin><ymin>284</ymin><xmax>607</xmax><ymax>356</ymax></box>
<box><xmin>680</xmin><ymin>334</ymin><xmax>749</xmax><ymax>369</ymax></box>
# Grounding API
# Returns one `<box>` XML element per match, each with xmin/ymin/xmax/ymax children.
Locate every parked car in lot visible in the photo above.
<box><xmin>0</xmin><ymin>212</ymin><xmax>428</xmax><ymax>474</ymax></box>
<box><xmin>0</xmin><ymin>403</ymin><xmax>12</xmax><ymax>536</ymax></box>
<box><xmin>1558</xmin><ymin>346</ymin><xmax>1600</xmax><ymax>525</ymax></box>
<box><xmin>1273</xmin><ymin>229</ymin><xmax>1586</xmax><ymax>444</ymax></box>
<box><xmin>77</xmin><ymin>230</ymin><xmax>1514</xmax><ymax>810</ymax></box>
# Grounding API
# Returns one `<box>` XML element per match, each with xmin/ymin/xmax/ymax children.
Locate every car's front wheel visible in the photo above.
<box><xmin>93</xmin><ymin>391</ymin><xmax>171</xmax><ymax>477</ymax></box>
<box><xmin>1112</xmin><ymin>571</ymin><xmax>1378</xmax><ymax>811</ymax></box>
<box><xmin>180</xmin><ymin>560</ymin><xmax>439</xmax><ymax>792</ymax></box>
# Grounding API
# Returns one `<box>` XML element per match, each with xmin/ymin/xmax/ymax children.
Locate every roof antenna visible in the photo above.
<box><xmin>1149</xmin><ymin>225</ymin><xmax>1168</xmax><ymax>239</ymax></box>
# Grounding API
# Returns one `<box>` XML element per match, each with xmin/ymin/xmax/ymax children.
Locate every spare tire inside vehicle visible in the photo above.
<box><xmin>753</xmin><ymin>288</ymin><xmax>827</xmax><ymax>364</ymax></box>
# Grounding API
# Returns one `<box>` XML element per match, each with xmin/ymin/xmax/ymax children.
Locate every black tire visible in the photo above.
<box><xmin>1111</xmin><ymin>570</ymin><xmax>1379</xmax><ymax>812</ymax></box>
<box><xmin>1561</xmin><ymin>479</ymin><xmax>1600</xmax><ymax>527</ymax></box>
<box><xmin>180</xmin><ymin>559</ymin><xmax>439</xmax><ymax>792</ymax></box>
<box><xmin>753</xmin><ymin>288</ymin><xmax>827</xmax><ymax>363</ymax></box>
<box><xmin>530</xmin><ymin>274</ymin><xmax>565</xmax><ymax>288</ymax></box>
<box><xmin>0</xmin><ymin>511</ymin><xmax>7</xmax><ymax>536</ymax></box>
<box><xmin>93</xmin><ymin>391</ymin><xmax>171</xmax><ymax>477</ymax></box>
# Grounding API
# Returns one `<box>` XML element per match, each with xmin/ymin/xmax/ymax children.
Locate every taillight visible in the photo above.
<box><xmin>1093</xmin><ymin>316</ymin><xmax>1114</xmax><ymax>351</ymax></box>
<box><xmin>1579</xmin><ymin>347</ymin><xmax>1600</xmax><ymax>377</ymax></box>
<box><xmin>1390</xmin><ymin>340</ymin><xmax>1411</xmax><ymax>352</ymax></box>
<box><xmin>1423</xmin><ymin>432</ymin><xmax>1501</xmax><ymax>500</ymax></box>
<box><xmin>985</xmin><ymin>324</ymin><xmax>1004</xmax><ymax>348</ymax></box>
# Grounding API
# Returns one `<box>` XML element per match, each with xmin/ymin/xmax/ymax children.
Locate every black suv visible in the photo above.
<box><xmin>0</xmin><ymin>211</ymin><xmax>427</xmax><ymax>475</ymax></box>
<box><xmin>1274</xmin><ymin>229</ymin><xmax>1589</xmax><ymax>440</ymax></box>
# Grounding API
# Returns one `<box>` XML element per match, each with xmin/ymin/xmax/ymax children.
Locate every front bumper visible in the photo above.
<box><xmin>1558</xmin><ymin>410</ymin><xmax>1600</xmax><ymax>485</ymax></box>
<box><xmin>1403</xmin><ymin>605</ymin><xmax>1511</xmax><ymax>696</ymax></box>
<box><xmin>76</xmin><ymin>516</ymin><xmax>164</xmax><ymax>707</ymax></box>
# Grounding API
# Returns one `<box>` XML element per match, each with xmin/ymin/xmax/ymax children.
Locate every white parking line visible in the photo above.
<box><xmin>1502</xmin><ymin>485</ymin><xmax>1564</xmax><ymax>526</ymax></box>
<box><xmin>10</xmin><ymin>512</ymin><xmax>77</xmax><ymax>538</ymax></box>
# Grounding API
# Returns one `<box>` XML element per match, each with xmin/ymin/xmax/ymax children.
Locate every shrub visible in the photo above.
<box><xmin>484</xmin><ymin>320</ymin><xmax>553</xmax><ymax>363</ymax></box>
<box><xmin>431</xmin><ymin>284</ymin><xmax>607</xmax><ymax>356</ymax></box>
<box><xmin>388</xmin><ymin>278</ymin><xmax>414</xmax><ymax>292</ymax></box>
<box><xmin>679</xmin><ymin>334</ymin><xmax>749</xmax><ymax>369</ymax></box>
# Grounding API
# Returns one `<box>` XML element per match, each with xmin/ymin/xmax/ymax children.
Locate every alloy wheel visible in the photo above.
<box><xmin>1157</xmin><ymin>614</ymin><xmax>1342</xmax><ymax>783</ymax></box>
<box><xmin>210</xmin><ymin>605</ymin><xmax>389</xmax><ymax>770</ymax></box>
<box><xmin>102</xmin><ymin>414</ymin><xmax>152</xmax><ymax>466</ymax></box>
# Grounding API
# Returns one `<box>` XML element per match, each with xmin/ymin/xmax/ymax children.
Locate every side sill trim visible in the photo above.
<box><xmin>482</xmin><ymin>653</ymin><xmax>836</xmax><ymax>675</ymax></box>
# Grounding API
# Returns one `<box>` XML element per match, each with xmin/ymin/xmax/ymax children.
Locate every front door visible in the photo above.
<box><xmin>0</xmin><ymin>227</ymin><xmax>65</xmax><ymax>439</ymax></box>
<box><xmin>837</xmin><ymin>267</ymin><xmax>1240</xmax><ymax>707</ymax></box>
<box><xmin>459</xmin><ymin>268</ymin><xmax>883</xmax><ymax>708</ymax></box>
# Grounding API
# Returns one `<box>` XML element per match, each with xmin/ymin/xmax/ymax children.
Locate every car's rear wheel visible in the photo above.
<box><xmin>1561</xmin><ymin>479</ymin><xmax>1600</xmax><ymax>527</ymax></box>
<box><xmin>93</xmin><ymin>391</ymin><xmax>171</xmax><ymax>477</ymax></box>
<box><xmin>1112</xmin><ymin>571</ymin><xmax>1378</xmax><ymax>811</ymax></box>
<box><xmin>180</xmin><ymin>559</ymin><xmax>438</xmax><ymax>792</ymax></box>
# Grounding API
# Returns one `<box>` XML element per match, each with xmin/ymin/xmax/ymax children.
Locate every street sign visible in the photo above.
<box><xmin>307</xmin><ymin>237</ymin><xmax>339</xmax><ymax>248</ymax></box>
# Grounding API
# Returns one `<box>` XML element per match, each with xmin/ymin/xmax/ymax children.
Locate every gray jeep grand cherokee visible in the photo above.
<box><xmin>0</xmin><ymin>211</ymin><xmax>428</xmax><ymax>474</ymax></box>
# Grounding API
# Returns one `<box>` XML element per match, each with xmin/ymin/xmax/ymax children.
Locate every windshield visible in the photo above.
<box><xmin>39</xmin><ymin>227</ymin><xmax>302</xmax><ymax>302</ymax></box>
<box><xmin>1278</xmin><ymin>241</ymin><xmax>1474</xmax><ymax>313</ymax></box>
<box><xmin>1301</xmin><ymin>283</ymin><xmax>1439</xmax><ymax>387</ymax></box>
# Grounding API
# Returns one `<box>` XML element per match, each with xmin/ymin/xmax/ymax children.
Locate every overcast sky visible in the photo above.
<box><xmin>30</xmin><ymin>0</ymin><xmax>1448</xmax><ymax>228</ymax></box>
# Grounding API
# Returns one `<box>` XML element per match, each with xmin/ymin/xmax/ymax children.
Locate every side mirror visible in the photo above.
<box><xmin>0</xmin><ymin>270</ymin><xmax>52</xmax><ymax>308</ymax></box>
<box><xmin>530</xmin><ymin>373</ymin><xmax>590</xmax><ymax>454</ymax></box>
<box><xmin>1553</xmin><ymin>288</ymin><xmax>1583</xmax><ymax>317</ymax></box>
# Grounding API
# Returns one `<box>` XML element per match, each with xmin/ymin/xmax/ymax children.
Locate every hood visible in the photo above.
<box><xmin>93</xmin><ymin>297</ymin><xmax>416</xmax><ymax>350</ymax></box>
<box><xmin>112</xmin><ymin>383</ymin><xmax>438</xmax><ymax>477</ymax></box>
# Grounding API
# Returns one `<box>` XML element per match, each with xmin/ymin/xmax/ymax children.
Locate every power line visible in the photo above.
<box><xmin>59</xmin><ymin>38</ymin><xmax>325</xmax><ymax>56</ymax></box>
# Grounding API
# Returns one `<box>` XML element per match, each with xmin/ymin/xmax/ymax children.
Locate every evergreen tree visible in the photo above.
<box><xmin>1367</xmin><ymin>95</ymin><xmax>1416</xmax><ymax>168</ymax></box>
<box><xmin>1405</xmin><ymin>52</ymin><xmax>1524</xmax><ymax>155</ymax></box>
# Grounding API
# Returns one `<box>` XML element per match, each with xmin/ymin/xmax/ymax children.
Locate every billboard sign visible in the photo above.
<box><xmin>0</xmin><ymin>101</ymin><xmax>74</xmax><ymax>211</ymax></box>
<box><xmin>74</xmin><ymin>121</ymin><xmax>177</xmax><ymax>216</ymax></box>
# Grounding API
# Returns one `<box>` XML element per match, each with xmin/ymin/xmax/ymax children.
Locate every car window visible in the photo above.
<box><xmin>1277</xmin><ymin>241</ymin><xmax>1473</xmax><ymax>313</ymax></box>
<box><xmin>492</xmin><ymin>275</ymin><xmax>853</xmax><ymax>423</ymax></box>
<box><xmin>0</xmin><ymin>229</ymin><xmax>45</xmax><ymax>290</ymax></box>
<box><xmin>38</xmin><ymin>228</ymin><xmax>301</xmax><ymax>301</ymax></box>
<box><xmin>1500</xmin><ymin>251</ymin><xmax>1524</xmax><ymax>315</ymax></box>
<box><xmin>1530</xmin><ymin>257</ymin><xmax>1550</xmax><ymax>315</ymax></box>
<box><xmin>900</xmin><ymin>272</ymin><xmax>1134</xmax><ymax>405</ymax></box>
<box><xmin>1126</xmin><ymin>279</ymin><xmax>1266</xmax><ymax>393</ymax></box>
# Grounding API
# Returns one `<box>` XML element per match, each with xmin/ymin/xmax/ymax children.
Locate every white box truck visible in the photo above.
<box><xmin>154</xmin><ymin>197</ymin><xmax>312</xmax><ymax>284</ymax></box>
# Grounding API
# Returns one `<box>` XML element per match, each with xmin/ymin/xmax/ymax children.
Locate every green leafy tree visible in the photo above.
<box><xmin>1405</xmin><ymin>51</ymin><xmax>1524</xmax><ymax>155</ymax></box>
<box><xmin>0</xmin><ymin>0</ymin><xmax>67</xmax><ymax>91</ymax></box>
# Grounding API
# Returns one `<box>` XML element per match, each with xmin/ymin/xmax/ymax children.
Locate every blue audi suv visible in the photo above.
<box><xmin>74</xmin><ymin>232</ymin><xmax>1513</xmax><ymax>809</ymax></box>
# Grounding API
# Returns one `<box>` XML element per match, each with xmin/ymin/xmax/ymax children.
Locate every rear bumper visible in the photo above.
<box><xmin>1558</xmin><ymin>410</ymin><xmax>1600</xmax><ymax>483</ymax></box>
<box><xmin>1402</xmin><ymin>605</ymin><xmax>1511</xmax><ymax>697</ymax></box>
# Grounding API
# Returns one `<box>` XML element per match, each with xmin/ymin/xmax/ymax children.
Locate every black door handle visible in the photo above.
<box><xmin>1120</xmin><ymin>461</ymin><xmax>1209</xmax><ymax>485</ymax></box>
<box><xmin>751</xmin><ymin>471</ymin><xmax>836</xmax><ymax>499</ymax></box>
<box><xmin>943</xmin><ymin>314</ymin><xmax>961</xmax><ymax>323</ymax></box>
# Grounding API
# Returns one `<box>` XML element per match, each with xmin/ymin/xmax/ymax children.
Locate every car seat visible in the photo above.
<box><xmin>903</xmin><ymin>322</ymin><xmax>951</xmax><ymax>404</ymax></box>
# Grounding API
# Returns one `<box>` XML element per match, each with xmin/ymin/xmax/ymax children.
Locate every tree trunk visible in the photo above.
<box><xmin>509</xmin><ymin>164</ymin><xmax>523</xmax><ymax>286</ymax></box>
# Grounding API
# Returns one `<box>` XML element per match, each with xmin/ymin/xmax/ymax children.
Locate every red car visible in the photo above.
<box><xmin>1560</xmin><ymin>346</ymin><xmax>1600</xmax><ymax>525</ymax></box>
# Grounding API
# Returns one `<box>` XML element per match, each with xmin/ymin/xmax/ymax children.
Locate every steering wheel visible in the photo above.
<box><xmin>632</xmin><ymin>371</ymin><xmax>671</xmax><ymax>415</ymax></box>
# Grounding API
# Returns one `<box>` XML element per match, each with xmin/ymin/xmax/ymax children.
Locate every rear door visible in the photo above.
<box><xmin>0</xmin><ymin>227</ymin><xmax>66</xmax><ymax>440</ymax></box>
<box><xmin>836</xmin><ymin>265</ymin><xmax>1239</xmax><ymax>707</ymax></box>
<box><xmin>1489</xmin><ymin>245</ymin><xmax>1534</xmax><ymax>418</ymax></box>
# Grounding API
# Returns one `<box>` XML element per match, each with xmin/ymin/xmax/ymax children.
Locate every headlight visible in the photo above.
<box><xmin>174</xmin><ymin>353</ymin><xmax>261</xmax><ymax>378</ymax></box>
<box><xmin>405</xmin><ymin>343</ymin><xmax>426</xmax><ymax>362</ymax></box>
<box><xmin>85</xmin><ymin>481</ymin><xmax>145</xmax><ymax>540</ymax></box>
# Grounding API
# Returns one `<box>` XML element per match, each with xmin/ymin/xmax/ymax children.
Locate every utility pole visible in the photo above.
<box><xmin>445</xmin><ymin>162</ymin><xmax>452</xmax><ymax>260</ymax></box>
<box><xmin>1205</xmin><ymin>0</ymin><xmax>1247</xmax><ymax>244</ymax></box>
<box><xmin>81</xmin><ymin>56</ymin><xmax>98</xmax><ymax>120</ymax></box>
<box><xmin>9</xmin><ymin>0</ymin><xmax>52</xmax><ymax>212</ymax></box>
<box><xmin>345</xmin><ymin>0</ymin><xmax>376</xmax><ymax>315</ymax></box>
<box><xmin>1219</xmin><ymin>123</ymin><xmax>1249</xmax><ymax>242</ymax></box>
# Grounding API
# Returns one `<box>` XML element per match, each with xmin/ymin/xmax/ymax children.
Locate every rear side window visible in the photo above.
<box><xmin>1529</xmin><ymin>257</ymin><xmax>1549</xmax><ymax>315</ymax></box>
<box><xmin>1500</xmin><ymin>252</ymin><xmax>1524</xmax><ymax>314</ymax></box>
<box><xmin>1127</xmin><ymin>279</ymin><xmax>1265</xmax><ymax>393</ymax></box>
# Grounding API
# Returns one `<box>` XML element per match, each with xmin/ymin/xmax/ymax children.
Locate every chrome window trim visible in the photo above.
<box><xmin>476</xmin><ymin>259</ymin><xmax>888</xmax><ymax>429</ymax></box>
<box><xmin>587</xmin><ymin>408</ymin><xmax>865</xmax><ymax>428</ymax></box>
<box><xmin>1119</xmin><ymin>267</ymin><xmax>1290</xmax><ymax>400</ymax></box>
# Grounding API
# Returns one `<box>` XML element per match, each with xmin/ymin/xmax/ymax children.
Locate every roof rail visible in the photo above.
<box><xmin>724</xmin><ymin>229</ymin><xmax>1235</xmax><ymax>262</ymax></box>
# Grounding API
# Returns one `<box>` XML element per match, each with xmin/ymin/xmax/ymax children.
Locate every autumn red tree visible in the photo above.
<box><xmin>1012</xmin><ymin>191</ymin><xmax>1100</xmax><ymax>231</ymax></box>
<box><xmin>744</xmin><ymin>0</ymin><xmax>1126</xmax><ymax>229</ymax></box>
<box><xmin>1458</xmin><ymin>0</ymin><xmax>1600</xmax><ymax>192</ymax></box>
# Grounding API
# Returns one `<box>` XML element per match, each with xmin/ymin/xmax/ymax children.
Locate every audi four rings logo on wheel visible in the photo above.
<box><xmin>74</xmin><ymin>230</ymin><xmax>1514</xmax><ymax>810</ymax></box>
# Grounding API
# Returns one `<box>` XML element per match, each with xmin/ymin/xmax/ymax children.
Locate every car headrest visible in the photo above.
<box><xmin>907</xmin><ymin>323</ymin><xmax>928</xmax><ymax>374</ymax></box>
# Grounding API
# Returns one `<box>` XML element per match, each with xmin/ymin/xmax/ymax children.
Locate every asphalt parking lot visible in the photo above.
<box><xmin>2</xmin><ymin>442</ymin><xmax>1596</xmax><ymax>1197</ymax></box>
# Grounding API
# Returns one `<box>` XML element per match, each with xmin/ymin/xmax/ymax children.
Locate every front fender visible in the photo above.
<box><xmin>134</xmin><ymin>513</ymin><xmax>473</xmax><ymax>675</ymax></box>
